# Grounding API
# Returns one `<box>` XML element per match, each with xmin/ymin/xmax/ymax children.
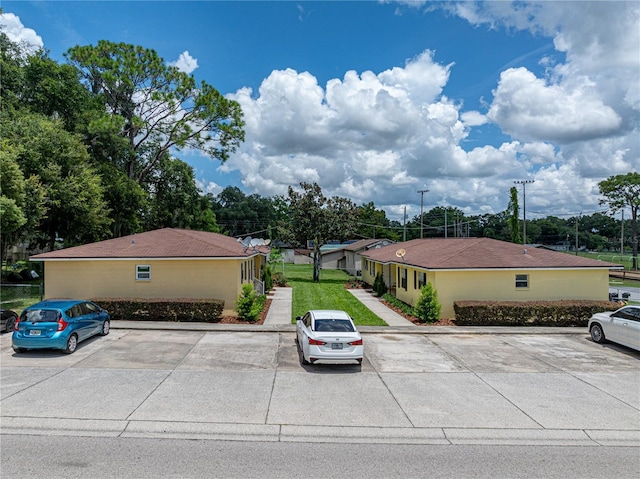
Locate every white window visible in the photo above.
<box><xmin>515</xmin><ymin>274</ymin><xmax>529</xmax><ymax>288</ymax></box>
<box><xmin>136</xmin><ymin>265</ymin><xmax>151</xmax><ymax>281</ymax></box>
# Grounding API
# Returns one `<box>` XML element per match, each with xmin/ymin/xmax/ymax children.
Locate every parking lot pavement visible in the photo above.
<box><xmin>1</xmin><ymin>329</ymin><xmax>638</xmax><ymax>446</ymax></box>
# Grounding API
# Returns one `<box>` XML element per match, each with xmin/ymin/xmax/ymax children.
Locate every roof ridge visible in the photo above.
<box><xmin>408</xmin><ymin>237</ymin><xmax>484</xmax><ymax>267</ymax></box>
<box><xmin>171</xmin><ymin>228</ymin><xmax>244</xmax><ymax>256</ymax></box>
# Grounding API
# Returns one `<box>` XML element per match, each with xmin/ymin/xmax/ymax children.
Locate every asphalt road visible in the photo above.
<box><xmin>2</xmin><ymin>435</ymin><xmax>639</xmax><ymax>479</ymax></box>
<box><xmin>1</xmin><ymin>325</ymin><xmax>638</xmax><ymax>447</ymax></box>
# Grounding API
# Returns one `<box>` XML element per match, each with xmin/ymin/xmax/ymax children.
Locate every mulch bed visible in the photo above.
<box><xmin>379</xmin><ymin>297</ymin><xmax>456</xmax><ymax>326</ymax></box>
<box><xmin>217</xmin><ymin>297</ymin><xmax>271</xmax><ymax>325</ymax></box>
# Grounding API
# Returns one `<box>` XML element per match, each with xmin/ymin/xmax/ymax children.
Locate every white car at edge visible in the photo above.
<box><xmin>296</xmin><ymin>310</ymin><xmax>364</xmax><ymax>365</ymax></box>
<box><xmin>588</xmin><ymin>305</ymin><xmax>640</xmax><ymax>351</ymax></box>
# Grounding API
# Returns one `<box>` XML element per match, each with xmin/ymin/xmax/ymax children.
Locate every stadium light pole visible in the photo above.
<box><xmin>418</xmin><ymin>189</ymin><xmax>429</xmax><ymax>238</ymax></box>
<box><xmin>514</xmin><ymin>180</ymin><xmax>534</xmax><ymax>245</ymax></box>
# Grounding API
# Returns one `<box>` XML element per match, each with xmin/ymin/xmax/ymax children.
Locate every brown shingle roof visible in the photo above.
<box><xmin>362</xmin><ymin>237</ymin><xmax>620</xmax><ymax>270</ymax></box>
<box><xmin>30</xmin><ymin>228</ymin><xmax>261</xmax><ymax>260</ymax></box>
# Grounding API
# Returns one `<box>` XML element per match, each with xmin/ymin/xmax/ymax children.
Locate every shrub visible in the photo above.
<box><xmin>274</xmin><ymin>272</ymin><xmax>287</xmax><ymax>286</ymax></box>
<box><xmin>90</xmin><ymin>298</ymin><xmax>224</xmax><ymax>322</ymax></box>
<box><xmin>345</xmin><ymin>278</ymin><xmax>365</xmax><ymax>289</ymax></box>
<box><xmin>262</xmin><ymin>264</ymin><xmax>274</xmax><ymax>292</ymax></box>
<box><xmin>236</xmin><ymin>283</ymin><xmax>264</xmax><ymax>322</ymax></box>
<box><xmin>453</xmin><ymin>300</ymin><xmax>614</xmax><ymax>327</ymax></box>
<box><xmin>373</xmin><ymin>272</ymin><xmax>387</xmax><ymax>297</ymax></box>
<box><xmin>414</xmin><ymin>282</ymin><xmax>441</xmax><ymax>323</ymax></box>
<box><xmin>382</xmin><ymin>293</ymin><xmax>414</xmax><ymax>316</ymax></box>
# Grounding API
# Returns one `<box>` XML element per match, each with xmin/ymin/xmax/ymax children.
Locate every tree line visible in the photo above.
<box><xmin>1</xmin><ymin>30</ymin><xmax>637</xmax><ymax>269</ymax></box>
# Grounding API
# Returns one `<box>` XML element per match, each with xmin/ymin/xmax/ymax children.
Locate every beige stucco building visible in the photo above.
<box><xmin>30</xmin><ymin>228</ymin><xmax>268</xmax><ymax>314</ymax></box>
<box><xmin>320</xmin><ymin>239</ymin><xmax>394</xmax><ymax>275</ymax></box>
<box><xmin>361</xmin><ymin>237</ymin><xmax>620</xmax><ymax>319</ymax></box>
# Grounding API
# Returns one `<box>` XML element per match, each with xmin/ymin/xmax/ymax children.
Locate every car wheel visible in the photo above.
<box><xmin>64</xmin><ymin>334</ymin><xmax>78</xmax><ymax>354</ymax></box>
<box><xmin>590</xmin><ymin>323</ymin><xmax>606</xmax><ymax>344</ymax></box>
<box><xmin>5</xmin><ymin>314</ymin><xmax>17</xmax><ymax>332</ymax></box>
<box><xmin>12</xmin><ymin>346</ymin><xmax>26</xmax><ymax>353</ymax></box>
<box><xmin>299</xmin><ymin>345</ymin><xmax>310</xmax><ymax>365</ymax></box>
<box><xmin>100</xmin><ymin>319</ymin><xmax>110</xmax><ymax>336</ymax></box>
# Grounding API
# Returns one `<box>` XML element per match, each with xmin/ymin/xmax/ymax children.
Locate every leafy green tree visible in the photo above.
<box><xmin>506</xmin><ymin>186</ymin><xmax>522</xmax><ymax>244</ymax></box>
<box><xmin>211</xmin><ymin>186</ymin><xmax>277</xmax><ymax>237</ymax></box>
<box><xmin>1</xmin><ymin>112</ymin><xmax>112</xmax><ymax>249</ymax></box>
<box><xmin>357</xmin><ymin>202</ymin><xmax>400</xmax><ymax>240</ymax></box>
<box><xmin>142</xmin><ymin>156</ymin><xmax>220</xmax><ymax>233</ymax></box>
<box><xmin>0</xmin><ymin>153</ymin><xmax>46</xmax><ymax>260</ymax></box>
<box><xmin>144</xmin><ymin>155</ymin><xmax>204</xmax><ymax>230</ymax></box>
<box><xmin>0</xmin><ymin>151</ymin><xmax>28</xmax><ymax>262</ymax></box>
<box><xmin>192</xmin><ymin>195</ymin><xmax>221</xmax><ymax>233</ymax></box>
<box><xmin>0</xmin><ymin>31</ymin><xmax>27</xmax><ymax>113</ymax></box>
<box><xmin>21</xmin><ymin>51</ymin><xmax>94</xmax><ymax>131</ymax></box>
<box><xmin>279</xmin><ymin>182</ymin><xmax>358</xmax><ymax>282</ymax></box>
<box><xmin>414</xmin><ymin>282</ymin><xmax>441</xmax><ymax>323</ymax></box>
<box><xmin>97</xmin><ymin>163</ymin><xmax>147</xmax><ymax>237</ymax></box>
<box><xmin>599</xmin><ymin>172</ymin><xmax>640</xmax><ymax>268</ymax></box>
<box><xmin>66</xmin><ymin>40</ymin><xmax>245</xmax><ymax>184</ymax></box>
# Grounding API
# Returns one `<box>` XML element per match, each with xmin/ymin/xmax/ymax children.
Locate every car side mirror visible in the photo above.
<box><xmin>295</xmin><ymin>316</ymin><xmax>302</xmax><ymax>321</ymax></box>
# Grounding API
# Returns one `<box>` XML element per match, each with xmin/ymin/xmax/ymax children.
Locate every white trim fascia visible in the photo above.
<box><xmin>366</xmin><ymin>260</ymin><xmax>621</xmax><ymax>272</ymax></box>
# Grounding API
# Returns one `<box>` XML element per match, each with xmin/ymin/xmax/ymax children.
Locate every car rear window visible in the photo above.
<box><xmin>314</xmin><ymin>319</ymin><xmax>355</xmax><ymax>332</ymax></box>
<box><xmin>22</xmin><ymin>309</ymin><xmax>60</xmax><ymax>323</ymax></box>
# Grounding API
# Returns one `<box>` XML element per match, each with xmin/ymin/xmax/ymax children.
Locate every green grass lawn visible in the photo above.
<box><xmin>284</xmin><ymin>264</ymin><xmax>387</xmax><ymax>326</ymax></box>
<box><xmin>577</xmin><ymin>251</ymin><xmax>638</xmax><ymax>271</ymax></box>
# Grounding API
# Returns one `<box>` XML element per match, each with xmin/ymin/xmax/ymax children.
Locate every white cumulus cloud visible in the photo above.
<box><xmin>0</xmin><ymin>12</ymin><xmax>44</xmax><ymax>53</ymax></box>
<box><xmin>170</xmin><ymin>51</ymin><xmax>198</xmax><ymax>74</ymax></box>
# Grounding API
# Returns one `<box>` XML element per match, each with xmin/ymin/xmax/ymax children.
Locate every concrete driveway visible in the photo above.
<box><xmin>1</xmin><ymin>326</ymin><xmax>638</xmax><ymax>446</ymax></box>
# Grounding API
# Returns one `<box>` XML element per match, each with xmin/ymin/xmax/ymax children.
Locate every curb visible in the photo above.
<box><xmin>2</xmin><ymin>417</ymin><xmax>636</xmax><ymax>446</ymax></box>
<box><xmin>110</xmin><ymin>320</ymin><xmax>588</xmax><ymax>335</ymax></box>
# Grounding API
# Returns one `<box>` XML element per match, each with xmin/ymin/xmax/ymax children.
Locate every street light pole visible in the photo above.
<box><xmin>418</xmin><ymin>189</ymin><xmax>429</xmax><ymax>238</ymax></box>
<box><xmin>514</xmin><ymin>180</ymin><xmax>534</xmax><ymax>245</ymax></box>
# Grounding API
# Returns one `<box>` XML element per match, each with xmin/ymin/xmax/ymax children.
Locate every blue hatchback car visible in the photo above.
<box><xmin>12</xmin><ymin>299</ymin><xmax>110</xmax><ymax>354</ymax></box>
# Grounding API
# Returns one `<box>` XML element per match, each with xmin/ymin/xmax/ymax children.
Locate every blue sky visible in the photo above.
<box><xmin>2</xmin><ymin>1</ymin><xmax>638</xmax><ymax>222</ymax></box>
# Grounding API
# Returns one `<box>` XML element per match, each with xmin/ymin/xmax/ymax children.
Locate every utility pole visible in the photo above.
<box><xmin>575</xmin><ymin>213</ymin><xmax>581</xmax><ymax>255</ymax></box>
<box><xmin>444</xmin><ymin>208</ymin><xmax>448</xmax><ymax>238</ymax></box>
<box><xmin>418</xmin><ymin>189</ymin><xmax>429</xmax><ymax>238</ymax></box>
<box><xmin>621</xmin><ymin>210</ymin><xmax>624</xmax><ymax>255</ymax></box>
<box><xmin>514</xmin><ymin>180</ymin><xmax>534</xmax><ymax>245</ymax></box>
<box><xmin>403</xmin><ymin>206</ymin><xmax>407</xmax><ymax>242</ymax></box>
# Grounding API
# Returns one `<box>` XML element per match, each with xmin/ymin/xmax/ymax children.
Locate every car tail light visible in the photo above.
<box><xmin>14</xmin><ymin>317</ymin><xmax>20</xmax><ymax>329</ymax></box>
<box><xmin>57</xmin><ymin>314</ymin><xmax>68</xmax><ymax>331</ymax></box>
<box><xmin>349</xmin><ymin>339</ymin><xmax>363</xmax><ymax>346</ymax></box>
<box><xmin>308</xmin><ymin>338</ymin><xmax>326</xmax><ymax>346</ymax></box>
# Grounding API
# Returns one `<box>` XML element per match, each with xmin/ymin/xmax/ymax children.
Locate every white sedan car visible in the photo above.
<box><xmin>588</xmin><ymin>305</ymin><xmax>640</xmax><ymax>351</ymax></box>
<box><xmin>296</xmin><ymin>310</ymin><xmax>364</xmax><ymax>365</ymax></box>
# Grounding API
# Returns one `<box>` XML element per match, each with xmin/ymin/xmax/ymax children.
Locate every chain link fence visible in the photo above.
<box><xmin>1</xmin><ymin>261</ymin><xmax>43</xmax><ymax>312</ymax></box>
<box><xmin>0</xmin><ymin>283</ymin><xmax>43</xmax><ymax>312</ymax></box>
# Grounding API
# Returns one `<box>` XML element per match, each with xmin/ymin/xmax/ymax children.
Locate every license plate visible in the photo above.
<box><xmin>29</xmin><ymin>330</ymin><xmax>41</xmax><ymax>336</ymax></box>
<box><xmin>331</xmin><ymin>343</ymin><xmax>343</xmax><ymax>350</ymax></box>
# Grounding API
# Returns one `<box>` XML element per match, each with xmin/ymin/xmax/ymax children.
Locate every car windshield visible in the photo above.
<box><xmin>314</xmin><ymin>319</ymin><xmax>355</xmax><ymax>332</ymax></box>
<box><xmin>23</xmin><ymin>309</ymin><xmax>59</xmax><ymax>323</ymax></box>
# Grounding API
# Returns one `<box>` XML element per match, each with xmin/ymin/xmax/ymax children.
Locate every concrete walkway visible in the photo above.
<box><xmin>347</xmin><ymin>289</ymin><xmax>415</xmax><ymax>326</ymax></box>
<box><xmin>263</xmin><ymin>287</ymin><xmax>292</xmax><ymax>326</ymax></box>
<box><xmin>263</xmin><ymin>287</ymin><xmax>414</xmax><ymax>327</ymax></box>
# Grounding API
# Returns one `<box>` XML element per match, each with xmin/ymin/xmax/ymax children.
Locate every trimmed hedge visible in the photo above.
<box><xmin>453</xmin><ymin>300</ymin><xmax>617</xmax><ymax>327</ymax></box>
<box><xmin>91</xmin><ymin>298</ymin><xmax>224</xmax><ymax>322</ymax></box>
